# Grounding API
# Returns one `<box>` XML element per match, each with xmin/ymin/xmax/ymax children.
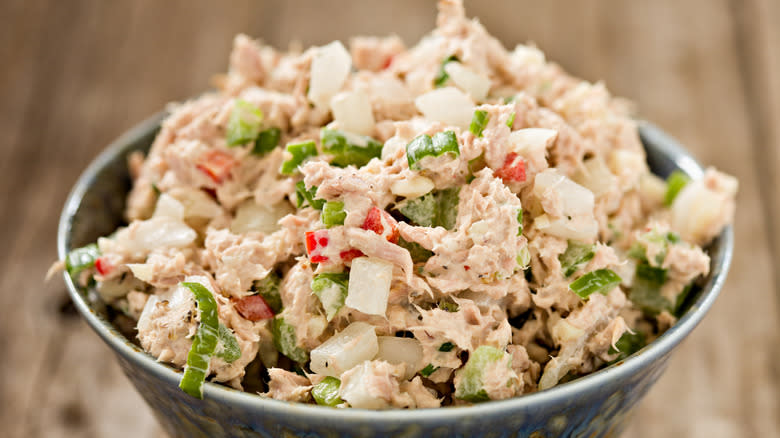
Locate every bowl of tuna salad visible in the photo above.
<box><xmin>56</xmin><ymin>1</ymin><xmax>737</xmax><ymax>436</ymax></box>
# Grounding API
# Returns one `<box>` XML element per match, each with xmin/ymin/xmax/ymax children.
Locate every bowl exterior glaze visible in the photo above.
<box><xmin>59</xmin><ymin>113</ymin><xmax>732</xmax><ymax>438</ymax></box>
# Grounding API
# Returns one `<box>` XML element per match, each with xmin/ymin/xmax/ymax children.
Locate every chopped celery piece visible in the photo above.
<box><xmin>252</xmin><ymin>272</ymin><xmax>282</xmax><ymax>313</ymax></box>
<box><xmin>674</xmin><ymin>283</ymin><xmax>694</xmax><ymax>316</ymax></box>
<box><xmin>506</xmin><ymin>112</ymin><xmax>516</xmax><ymax>129</ymax></box>
<box><xmin>558</xmin><ymin>241</ymin><xmax>595</xmax><ymax>277</ymax></box>
<box><xmin>398</xmin><ymin>192</ymin><xmax>436</xmax><ymax>227</ymax></box>
<box><xmin>252</xmin><ymin>127</ymin><xmax>281</xmax><ymax>156</ymax></box>
<box><xmin>405</xmin><ymin>131</ymin><xmax>460</xmax><ymax>170</ymax></box>
<box><xmin>215</xmin><ymin>323</ymin><xmax>241</xmax><ymax>363</ymax></box>
<box><xmin>295</xmin><ymin>181</ymin><xmax>325</xmax><ymax>210</ymax></box>
<box><xmin>516</xmin><ymin>246</ymin><xmax>531</xmax><ymax>270</ymax></box>
<box><xmin>272</xmin><ymin>317</ymin><xmax>308</xmax><ymax>363</ymax></box>
<box><xmin>628</xmin><ymin>229</ymin><xmax>681</xmax><ymax>265</ymax></box>
<box><xmin>320</xmin><ymin>128</ymin><xmax>383</xmax><ymax>168</ymax></box>
<box><xmin>454</xmin><ymin>345</ymin><xmax>506</xmax><ymax>402</ymax></box>
<box><xmin>321</xmin><ymin>201</ymin><xmax>347</xmax><ymax>227</ymax></box>
<box><xmin>438</xmin><ymin>342</ymin><xmax>455</xmax><ymax>352</ymax></box>
<box><xmin>664</xmin><ymin>170</ymin><xmax>690</xmax><ymax>206</ymax></box>
<box><xmin>397</xmin><ymin>187</ymin><xmax>460</xmax><ymax>230</ymax></box>
<box><xmin>397</xmin><ymin>237</ymin><xmax>434</xmax><ymax>263</ymax></box>
<box><xmin>420</xmin><ymin>364</ymin><xmax>439</xmax><ymax>377</ymax></box>
<box><xmin>436</xmin><ymin>187</ymin><xmax>460</xmax><ymax>231</ymax></box>
<box><xmin>226</xmin><ymin>99</ymin><xmax>263</xmax><ymax>146</ymax></box>
<box><xmin>280</xmin><ymin>140</ymin><xmax>317</xmax><ymax>175</ymax></box>
<box><xmin>311</xmin><ymin>272</ymin><xmax>349</xmax><ymax>321</ymax></box>
<box><xmin>65</xmin><ymin>243</ymin><xmax>101</xmax><ymax>280</ymax></box>
<box><xmin>469</xmin><ymin>110</ymin><xmax>489</xmax><ymax>137</ymax></box>
<box><xmin>629</xmin><ymin>263</ymin><xmax>671</xmax><ymax>315</ymax></box>
<box><xmin>433</xmin><ymin>55</ymin><xmax>459</xmax><ymax>87</ymax></box>
<box><xmin>312</xmin><ymin>376</ymin><xmax>344</xmax><ymax>407</ymax></box>
<box><xmin>516</xmin><ymin>209</ymin><xmax>524</xmax><ymax>236</ymax></box>
<box><xmin>438</xmin><ymin>298</ymin><xmax>459</xmax><ymax>313</ymax></box>
<box><xmin>636</xmin><ymin>263</ymin><xmax>667</xmax><ymax>284</ymax></box>
<box><xmin>179</xmin><ymin>282</ymin><xmax>220</xmax><ymax>399</ymax></box>
<box><xmin>608</xmin><ymin>330</ymin><xmax>646</xmax><ymax>364</ymax></box>
<box><xmin>569</xmin><ymin>269</ymin><xmax>622</xmax><ymax>300</ymax></box>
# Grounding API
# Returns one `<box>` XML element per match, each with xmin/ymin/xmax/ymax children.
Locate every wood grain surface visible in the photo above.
<box><xmin>1</xmin><ymin>1</ymin><xmax>777</xmax><ymax>437</ymax></box>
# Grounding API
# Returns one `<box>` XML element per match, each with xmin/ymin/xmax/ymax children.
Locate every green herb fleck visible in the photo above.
<box><xmin>569</xmin><ymin>269</ymin><xmax>622</xmax><ymax>300</ymax></box>
<box><xmin>664</xmin><ymin>170</ymin><xmax>691</xmax><ymax>206</ymax></box>
<box><xmin>433</xmin><ymin>55</ymin><xmax>459</xmax><ymax>87</ymax></box>
<box><xmin>469</xmin><ymin>110</ymin><xmax>489</xmax><ymax>137</ymax></box>
<box><xmin>280</xmin><ymin>140</ymin><xmax>317</xmax><ymax>175</ymax></box>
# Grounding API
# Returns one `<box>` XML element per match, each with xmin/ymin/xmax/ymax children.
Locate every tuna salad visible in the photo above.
<box><xmin>61</xmin><ymin>0</ymin><xmax>737</xmax><ymax>408</ymax></box>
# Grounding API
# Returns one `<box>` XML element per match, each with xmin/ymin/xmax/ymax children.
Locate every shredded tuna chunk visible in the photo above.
<box><xmin>266</xmin><ymin>368</ymin><xmax>312</xmax><ymax>402</ymax></box>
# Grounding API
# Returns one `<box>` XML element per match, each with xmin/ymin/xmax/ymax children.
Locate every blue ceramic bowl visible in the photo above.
<box><xmin>58</xmin><ymin>112</ymin><xmax>733</xmax><ymax>438</ymax></box>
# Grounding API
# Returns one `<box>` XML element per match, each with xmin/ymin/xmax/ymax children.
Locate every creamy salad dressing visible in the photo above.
<box><xmin>61</xmin><ymin>0</ymin><xmax>737</xmax><ymax>407</ymax></box>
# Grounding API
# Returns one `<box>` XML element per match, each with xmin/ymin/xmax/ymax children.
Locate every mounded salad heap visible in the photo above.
<box><xmin>63</xmin><ymin>0</ymin><xmax>737</xmax><ymax>407</ymax></box>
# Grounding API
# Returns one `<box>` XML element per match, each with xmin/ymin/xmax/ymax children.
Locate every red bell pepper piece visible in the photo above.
<box><xmin>305</xmin><ymin>230</ymin><xmax>331</xmax><ymax>263</ymax></box>
<box><xmin>234</xmin><ymin>294</ymin><xmax>274</xmax><ymax>321</ymax></box>
<box><xmin>196</xmin><ymin>150</ymin><xmax>236</xmax><ymax>184</ymax></box>
<box><xmin>381</xmin><ymin>54</ymin><xmax>395</xmax><ymax>70</ymax></box>
<box><xmin>339</xmin><ymin>248</ymin><xmax>364</xmax><ymax>262</ymax></box>
<box><xmin>95</xmin><ymin>256</ymin><xmax>113</xmax><ymax>276</ymax></box>
<box><xmin>495</xmin><ymin>152</ymin><xmax>526</xmax><ymax>182</ymax></box>
<box><xmin>362</xmin><ymin>207</ymin><xmax>400</xmax><ymax>243</ymax></box>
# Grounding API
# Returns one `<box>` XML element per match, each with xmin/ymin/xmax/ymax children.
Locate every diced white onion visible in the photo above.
<box><xmin>309</xmin><ymin>322</ymin><xmax>378</xmax><ymax>377</ymax></box>
<box><xmin>390</xmin><ymin>175</ymin><xmax>435</xmax><ymax>198</ymax></box>
<box><xmin>169</xmin><ymin>187</ymin><xmax>222</xmax><ymax>219</ymax></box>
<box><xmin>509</xmin><ymin>128</ymin><xmax>558</xmax><ymax>153</ymax></box>
<box><xmin>512</xmin><ymin>44</ymin><xmax>546</xmax><ymax>66</ymax></box>
<box><xmin>330</xmin><ymin>90</ymin><xmax>375</xmax><ymax>136</ymax></box>
<box><xmin>230</xmin><ymin>199</ymin><xmax>294</xmax><ymax>235</ymax></box>
<box><xmin>381</xmin><ymin>136</ymin><xmax>406</xmax><ymax>161</ymax></box>
<box><xmin>572</xmin><ymin>156</ymin><xmax>616</xmax><ymax>197</ymax></box>
<box><xmin>638</xmin><ymin>172</ymin><xmax>667</xmax><ymax>206</ymax></box>
<box><xmin>533</xmin><ymin>170</ymin><xmax>598</xmax><ymax>240</ymax></box>
<box><xmin>308</xmin><ymin>41</ymin><xmax>352</xmax><ymax>108</ymax></box>
<box><xmin>608</xmin><ymin>149</ymin><xmax>646</xmax><ymax>191</ymax></box>
<box><xmin>615</xmin><ymin>256</ymin><xmax>637</xmax><ymax>288</ymax></box>
<box><xmin>374</xmin><ymin>336</ymin><xmax>423</xmax><ymax>380</ymax></box>
<box><xmin>608</xmin><ymin>149</ymin><xmax>645</xmax><ymax>175</ymax></box>
<box><xmin>552</xmin><ymin>319</ymin><xmax>585</xmax><ymax>345</ymax></box>
<box><xmin>414</xmin><ymin>87</ymin><xmax>474</xmax><ymax>129</ymax></box>
<box><xmin>443</xmin><ymin>62</ymin><xmax>491</xmax><ymax>101</ymax></box>
<box><xmin>533</xmin><ymin>214</ymin><xmax>598</xmax><ymax>242</ymax></box>
<box><xmin>126</xmin><ymin>263</ymin><xmax>154</xmax><ymax>283</ymax></box>
<box><xmin>671</xmin><ymin>181</ymin><xmax>724</xmax><ymax>245</ymax></box>
<box><xmin>307</xmin><ymin>314</ymin><xmax>329</xmax><ymax>340</ymax></box>
<box><xmin>96</xmin><ymin>275</ymin><xmax>146</xmax><ymax>301</ymax></box>
<box><xmin>152</xmin><ymin>193</ymin><xmax>185</xmax><ymax>221</ymax></box>
<box><xmin>534</xmin><ymin>169</ymin><xmax>595</xmax><ymax>216</ymax></box>
<box><xmin>339</xmin><ymin>361</ymin><xmax>390</xmax><ymax>409</ymax></box>
<box><xmin>346</xmin><ymin>257</ymin><xmax>393</xmax><ymax>316</ymax></box>
<box><xmin>467</xmin><ymin>220</ymin><xmax>491</xmax><ymax>242</ymax></box>
<box><xmin>122</xmin><ymin>217</ymin><xmax>197</xmax><ymax>254</ymax></box>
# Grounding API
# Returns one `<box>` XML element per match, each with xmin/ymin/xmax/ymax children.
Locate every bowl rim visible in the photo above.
<box><xmin>58</xmin><ymin>112</ymin><xmax>733</xmax><ymax>421</ymax></box>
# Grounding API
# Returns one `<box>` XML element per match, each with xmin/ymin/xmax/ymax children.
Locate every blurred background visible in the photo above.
<box><xmin>1</xmin><ymin>0</ymin><xmax>778</xmax><ymax>437</ymax></box>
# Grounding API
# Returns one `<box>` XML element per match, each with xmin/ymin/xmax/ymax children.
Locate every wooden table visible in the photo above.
<box><xmin>2</xmin><ymin>1</ymin><xmax>778</xmax><ymax>436</ymax></box>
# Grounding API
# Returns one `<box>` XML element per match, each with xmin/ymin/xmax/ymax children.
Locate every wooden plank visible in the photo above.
<box><xmin>586</xmin><ymin>1</ymin><xmax>780</xmax><ymax>436</ymax></box>
<box><xmin>730</xmin><ymin>0</ymin><xmax>780</xmax><ymax>310</ymax></box>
